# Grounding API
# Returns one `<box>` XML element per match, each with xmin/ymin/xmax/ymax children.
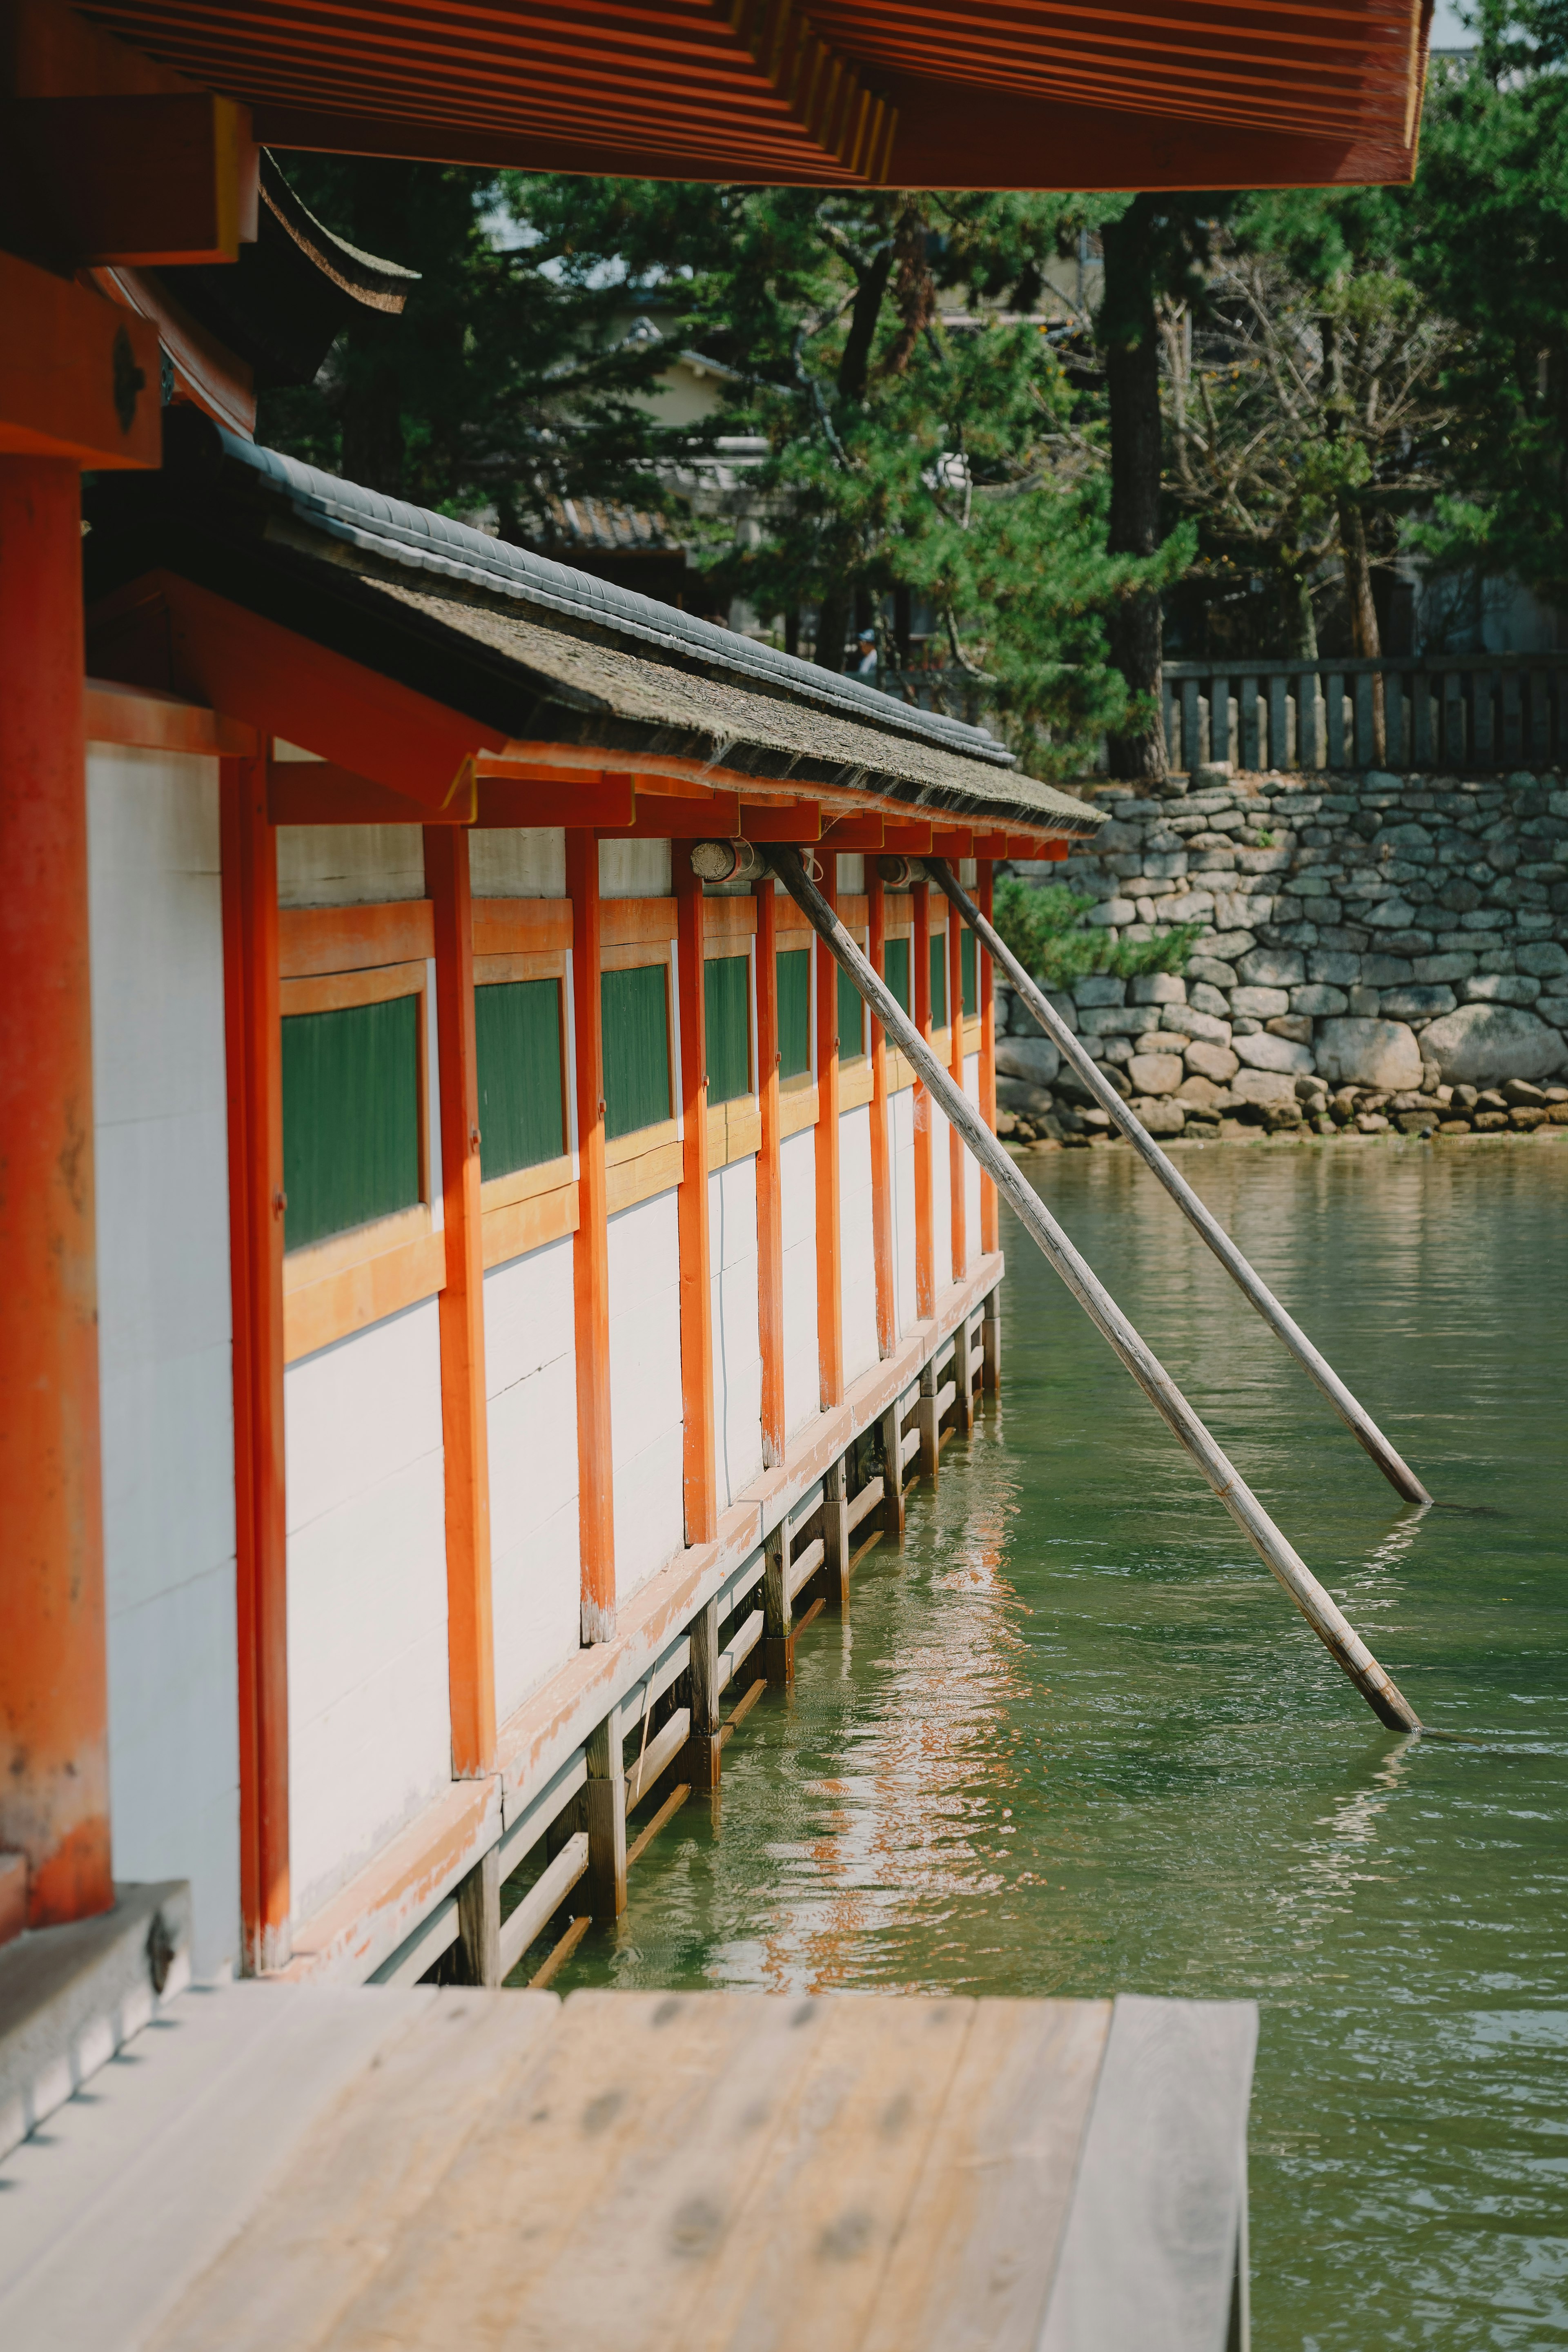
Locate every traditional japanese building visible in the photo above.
<box><xmin>2</xmin><ymin>0</ymin><xmax>1430</xmax><ymax>2215</ymax></box>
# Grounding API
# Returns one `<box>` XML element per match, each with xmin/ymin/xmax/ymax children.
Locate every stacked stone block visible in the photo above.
<box><xmin>995</xmin><ymin>765</ymin><xmax>1568</xmax><ymax>1143</ymax></box>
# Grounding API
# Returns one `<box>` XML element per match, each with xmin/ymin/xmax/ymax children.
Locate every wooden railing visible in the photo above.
<box><xmin>1162</xmin><ymin>654</ymin><xmax>1568</xmax><ymax>774</ymax></box>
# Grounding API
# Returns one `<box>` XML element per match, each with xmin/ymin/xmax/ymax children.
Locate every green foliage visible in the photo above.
<box><xmin>991</xmin><ymin>878</ymin><xmax>1200</xmax><ymax>988</ymax></box>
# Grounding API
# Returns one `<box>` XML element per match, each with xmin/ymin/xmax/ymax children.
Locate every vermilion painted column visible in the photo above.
<box><xmin>867</xmin><ymin>863</ymin><xmax>895</xmax><ymax>1358</ymax></box>
<box><xmin>0</xmin><ymin>459</ymin><xmax>113</xmax><ymax>1928</ymax></box>
<box><xmin>220</xmin><ymin>755</ymin><xmax>290</xmax><ymax>1970</ymax></box>
<box><xmin>567</xmin><ymin>830</ymin><xmax>616</xmax><ymax>1641</ymax></box>
<box><xmin>913</xmin><ymin>876</ymin><xmax>935</xmax><ymax>1322</ymax></box>
<box><xmin>948</xmin><ymin>892</ymin><xmax>968</xmax><ymax>1281</ymax></box>
<box><xmin>425</xmin><ymin>826</ymin><xmax>496</xmax><ymax>1775</ymax></box>
<box><xmin>978</xmin><ymin>860</ymin><xmax>1000</xmax><ymax>1256</ymax></box>
<box><xmin>675</xmin><ymin>850</ymin><xmax>717</xmax><ymax>1546</ymax></box>
<box><xmin>814</xmin><ymin>855</ymin><xmax>843</xmax><ymax>1409</ymax></box>
<box><xmin>754</xmin><ymin>876</ymin><xmax>786</xmax><ymax>1467</ymax></box>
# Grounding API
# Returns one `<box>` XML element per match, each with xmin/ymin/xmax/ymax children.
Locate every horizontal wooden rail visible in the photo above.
<box><xmin>625</xmin><ymin>1710</ymin><xmax>690</xmax><ymax>1813</ymax></box>
<box><xmin>497</xmin><ymin>1833</ymin><xmax>588</xmax><ymax>1980</ymax></box>
<box><xmin>786</xmin><ymin>1538</ymin><xmax>826</xmax><ymax>1605</ymax></box>
<box><xmin>846</xmin><ymin>1476</ymin><xmax>884</xmax><ymax>1532</ymax></box>
<box><xmin>717</xmin><ymin>1608</ymin><xmax>763</xmax><ymax>1693</ymax></box>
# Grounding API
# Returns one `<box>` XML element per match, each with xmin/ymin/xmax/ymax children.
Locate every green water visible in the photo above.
<box><xmin>566</xmin><ymin>1140</ymin><xmax>1568</xmax><ymax>2349</ymax></box>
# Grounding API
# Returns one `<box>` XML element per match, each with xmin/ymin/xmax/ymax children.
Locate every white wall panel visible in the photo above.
<box><xmin>779</xmin><ymin>1129</ymin><xmax>820</xmax><ymax>1435</ymax></box>
<box><xmin>889</xmin><ymin>1088</ymin><xmax>918</xmax><ymax>1338</ymax></box>
<box><xmin>837</xmin><ymin>1103</ymin><xmax>879</xmax><ymax>1385</ymax></box>
<box><xmin>608</xmin><ymin>1186</ymin><xmax>685</xmax><ymax>1593</ymax></box>
<box><xmin>276</xmin><ymin>824</ymin><xmax>424</xmax><ymax>907</ymax></box>
<box><xmin>285</xmin><ymin>1301</ymin><xmax>451</xmax><ymax>1927</ymax></box>
<box><xmin>708</xmin><ymin>1155</ymin><xmax>764</xmax><ymax>1507</ymax></box>
<box><xmin>963</xmin><ymin>1051</ymin><xmax>983</xmax><ymax>1270</ymax></box>
<box><xmin>88</xmin><ymin>746</ymin><xmax>239</xmax><ymax>1980</ymax></box>
<box><xmin>470</xmin><ymin>827</ymin><xmax>565</xmax><ymax>897</ymax></box>
<box><xmin>486</xmin><ymin>1234</ymin><xmax>580</xmax><ymax>1721</ymax></box>
<box><xmin>599</xmin><ymin>839</ymin><xmax>671</xmax><ymax>898</ymax></box>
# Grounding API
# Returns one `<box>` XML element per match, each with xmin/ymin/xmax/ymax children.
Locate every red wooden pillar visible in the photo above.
<box><xmin>425</xmin><ymin>826</ymin><xmax>496</xmax><ymax>1775</ymax></box>
<box><xmin>978</xmin><ymin>860</ymin><xmax>999</xmax><ymax>1257</ymax></box>
<box><xmin>567</xmin><ymin>830</ymin><xmax>615</xmax><ymax>1641</ymax></box>
<box><xmin>815</xmin><ymin>855</ymin><xmax>843</xmax><ymax>1409</ymax></box>
<box><xmin>948</xmin><ymin>891</ymin><xmax>968</xmax><ymax>1282</ymax></box>
<box><xmin>0</xmin><ymin>459</ymin><xmax>113</xmax><ymax>1929</ymax></box>
<box><xmin>754</xmin><ymin>875</ymin><xmax>786</xmax><ymax>1466</ymax></box>
<box><xmin>867</xmin><ymin>863</ymin><xmax>895</xmax><ymax>1358</ymax></box>
<box><xmin>675</xmin><ymin>850</ymin><xmax>717</xmax><ymax>1546</ymax></box>
<box><xmin>912</xmin><ymin>875</ymin><xmax>935</xmax><ymax>1323</ymax></box>
<box><xmin>221</xmin><ymin>755</ymin><xmax>290</xmax><ymax>1970</ymax></box>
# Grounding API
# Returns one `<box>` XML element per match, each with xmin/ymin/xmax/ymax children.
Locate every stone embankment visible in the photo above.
<box><xmin>997</xmin><ymin>763</ymin><xmax>1568</xmax><ymax>1145</ymax></box>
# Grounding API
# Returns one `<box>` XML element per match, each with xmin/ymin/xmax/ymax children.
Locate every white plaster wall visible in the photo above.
<box><xmin>599</xmin><ymin>838</ymin><xmax>672</xmax><ymax>898</ymax></box>
<box><xmin>889</xmin><ymin>1087</ymin><xmax>918</xmax><ymax>1338</ymax></box>
<box><xmin>931</xmin><ymin>1090</ymin><xmax>953</xmax><ymax>1298</ymax></box>
<box><xmin>471</xmin><ymin>828</ymin><xmax>566</xmax><ymax>897</ymax></box>
<box><xmin>486</xmin><ymin>1235</ymin><xmax>581</xmax><ymax>1722</ymax></box>
<box><xmin>838</xmin><ymin>1103</ymin><xmax>879</xmax><ymax>1385</ymax></box>
<box><xmin>963</xmin><ymin>1051</ymin><xmax>983</xmax><ymax>1271</ymax></box>
<box><xmin>285</xmin><ymin>1301</ymin><xmax>451</xmax><ymax>1926</ymax></box>
<box><xmin>608</xmin><ymin>1186</ymin><xmax>686</xmax><ymax>1592</ymax></box>
<box><xmin>779</xmin><ymin>1128</ymin><xmax>820</xmax><ymax>1434</ymax></box>
<box><xmin>276</xmin><ymin>825</ymin><xmax>425</xmax><ymax>907</ymax></box>
<box><xmin>709</xmin><ymin>1156</ymin><xmax>764</xmax><ymax>1508</ymax></box>
<box><xmin>88</xmin><ymin>746</ymin><xmax>239</xmax><ymax>1980</ymax></box>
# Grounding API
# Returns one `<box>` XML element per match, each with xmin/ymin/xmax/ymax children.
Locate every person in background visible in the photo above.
<box><xmin>854</xmin><ymin>628</ymin><xmax>878</xmax><ymax>677</ymax></box>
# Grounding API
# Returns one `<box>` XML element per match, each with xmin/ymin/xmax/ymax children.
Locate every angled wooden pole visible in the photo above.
<box><xmin>769</xmin><ymin>847</ymin><xmax>1421</xmax><ymax>1735</ymax></box>
<box><xmin>927</xmin><ymin>858</ymin><xmax>1432</xmax><ymax>1509</ymax></box>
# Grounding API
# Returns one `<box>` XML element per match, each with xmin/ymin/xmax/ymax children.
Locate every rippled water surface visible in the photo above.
<box><xmin>564</xmin><ymin>1140</ymin><xmax>1568</xmax><ymax>2349</ymax></box>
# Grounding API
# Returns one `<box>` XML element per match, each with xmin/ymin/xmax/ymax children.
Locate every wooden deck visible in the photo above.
<box><xmin>0</xmin><ymin>1984</ymin><xmax>1254</xmax><ymax>2352</ymax></box>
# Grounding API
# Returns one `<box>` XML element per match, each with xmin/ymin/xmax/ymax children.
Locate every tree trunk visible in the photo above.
<box><xmin>1100</xmin><ymin>203</ymin><xmax>1168</xmax><ymax>782</ymax></box>
<box><xmin>1339</xmin><ymin>496</ymin><xmax>1385</xmax><ymax>763</ymax></box>
<box><xmin>815</xmin><ymin>586</ymin><xmax>848</xmax><ymax>673</ymax></box>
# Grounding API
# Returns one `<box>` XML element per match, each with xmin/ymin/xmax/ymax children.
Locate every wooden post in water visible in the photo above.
<box><xmin>454</xmin><ymin>1846</ymin><xmax>501</xmax><ymax>1986</ymax></box>
<box><xmin>918</xmin><ymin>1358</ymin><xmax>942</xmax><ymax>1488</ymax></box>
<box><xmin>763</xmin><ymin>1519</ymin><xmax>792</xmax><ymax>1686</ymax></box>
<box><xmin>678</xmin><ymin>1597</ymin><xmax>723</xmax><ymax>1791</ymax></box>
<box><xmin>585</xmin><ymin>1702</ymin><xmax>628</xmax><ymax>1919</ymax></box>
<box><xmin>926</xmin><ymin>858</ymin><xmax>1432</xmax><ymax>1510</ymax></box>
<box><xmin>769</xmin><ymin>846</ymin><xmax>1422</xmax><ymax>1735</ymax></box>
<box><xmin>955</xmin><ymin>1310</ymin><xmax>977</xmax><ymax>1436</ymax></box>
<box><xmin>822</xmin><ymin>1456</ymin><xmax>851</xmax><ymax>1613</ymax></box>
<box><xmin>982</xmin><ymin>1286</ymin><xmax>1002</xmax><ymax>1394</ymax></box>
<box><xmin>880</xmin><ymin>1400</ymin><xmax>906</xmax><ymax>1546</ymax></box>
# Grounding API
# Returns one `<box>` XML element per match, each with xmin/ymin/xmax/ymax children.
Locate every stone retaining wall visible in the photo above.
<box><xmin>997</xmin><ymin>764</ymin><xmax>1568</xmax><ymax>1142</ymax></box>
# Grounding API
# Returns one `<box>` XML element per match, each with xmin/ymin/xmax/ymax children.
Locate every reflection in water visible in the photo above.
<box><xmin>567</xmin><ymin>1141</ymin><xmax>1568</xmax><ymax>2350</ymax></box>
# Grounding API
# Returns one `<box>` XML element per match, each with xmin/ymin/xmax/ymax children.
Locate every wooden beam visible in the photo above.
<box><xmin>815</xmin><ymin>855</ymin><xmax>843</xmax><ymax>1410</ymax></box>
<box><xmin>425</xmin><ymin>827</ymin><xmax>496</xmax><ymax>1779</ymax></box>
<box><xmin>86</xmin><ymin>677</ymin><xmax>254</xmax><ymax>756</ymax></box>
<box><xmin>674</xmin><ymin>850</ymin><xmax>717</xmax><ymax>1548</ymax></box>
<box><xmin>867</xmin><ymin>862</ymin><xmax>896</xmax><ymax>1361</ymax></box>
<box><xmin>819</xmin><ymin>814</ymin><xmax>884</xmax><ymax>851</ymax></box>
<box><xmin>737</xmin><ymin>801</ymin><xmax>822</xmax><ymax>841</ymax></box>
<box><xmin>0</xmin><ymin>457</ymin><xmax>113</xmax><ymax>1931</ymax></box>
<box><xmin>271</xmin><ymin>760</ymin><xmax>474</xmax><ymax>826</ymax></box>
<box><xmin>0</xmin><ymin>250</ymin><xmax>159</xmax><ymax>468</ymax></box>
<box><xmin>476</xmin><ymin>775</ymin><xmax>633</xmax><ymax>828</ymax></box>
<box><xmin>913</xmin><ymin>877</ymin><xmax>935</xmax><ymax>1323</ymax></box>
<box><xmin>220</xmin><ymin>753</ymin><xmax>289</xmax><ymax>1971</ymax></box>
<box><xmin>599</xmin><ymin>793</ymin><xmax>741</xmax><ymax>838</ymax></box>
<box><xmin>886</xmin><ymin>819</ymin><xmax>934</xmax><ymax>853</ymax></box>
<box><xmin>109</xmin><ymin>573</ymin><xmax>501</xmax><ymax>810</ymax></box>
<box><xmin>978</xmin><ymin>860</ymin><xmax>1000</xmax><ymax>1258</ymax></box>
<box><xmin>0</xmin><ymin>93</ymin><xmax>255</xmax><ymax>265</ymax></box>
<box><xmin>754</xmin><ymin>876</ymin><xmax>786</xmax><ymax>1469</ymax></box>
<box><xmin>567</xmin><ymin>829</ymin><xmax>616</xmax><ymax>1643</ymax></box>
<box><xmin>932</xmin><ymin>828</ymin><xmax>974</xmax><ymax>858</ymax></box>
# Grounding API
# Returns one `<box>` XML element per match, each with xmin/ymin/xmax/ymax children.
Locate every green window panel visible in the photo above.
<box><xmin>601</xmin><ymin>961</ymin><xmax>672</xmax><ymax>1140</ymax></box>
<box><xmin>837</xmin><ymin>960</ymin><xmax>865</xmax><ymax>1061</ymax></box>
<box><xmin>777</xmin><ymin>947</ymin><xmax>811</xmax><ymax>1080</ymax></box>
<box><xmin>705</xmin><ymin>953</ymin><xmax>752</xmax><ymax>1104</ymax></box>
<box><xmin>475</xmin><ymin>978</ymin><xmax>565</xmax><ymax>1182</ymax></box>
<box><xmin>282</xmin><ymin>993</ymin><xmax>421</xmax><ymax>1253</ymax></box>
<box><xmin>883</xmin><ymin>935</ymin><xmax>911</xmax><ymax>1015</ymax></box>
<box><xmin>929</xmin><ymin>935</ymin><xmax>948</xmax><ymax>1028</ymax></box>
<box><xmin>961</xmin><ymin>927</ymin><xmax>978</xmax><ymax>1017</ymax></box>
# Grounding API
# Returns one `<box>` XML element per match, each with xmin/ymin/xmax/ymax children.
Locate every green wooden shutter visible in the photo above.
<box><xmin>960</xmin><ymin>927</ymin><xmax>978</xmax><ymax>1017</ymax></box>
<box><xmin>704</xmin><ymin>953</ymin><xmax>751</xmax><ymax>1104</ymax></box>
<box><xmin>884</xmin><ymin>936</ymin><xmax>911</xmax><ymax>1015</ymax></box>
<box><xmin>601</xmin><ymin>962</ymin><xmax>672</xmax><ymax>1140</ymax></box>
<box><xmin>837</xmin><ymin>960</ymin><xmax>865</xmax><ymax>1061</ymax></box>
<box><xmin>475</xmin><ymin>978</ymin><xmax>565</xmax><ymax>1180</ymax></box>
<box><xmin>282</xmin><ymin>993</ymin><xmax>421</xmax><ymax>1252</ymax></box>
<box><xmin>929</xmin><ymin>934</ymin><xmax>947</xmax><ymax>1028</ymax></box>
<box><xmin>777</xmin><ymin>947</ymin><xmax>811</xmax><ymax>1078</ymax></box>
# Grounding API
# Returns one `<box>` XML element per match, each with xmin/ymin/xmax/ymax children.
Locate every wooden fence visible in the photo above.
<box><xmin>1162</xmin><ymin>654</ymin><xmax>1568</xmax><ymax>775</ymax></box>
